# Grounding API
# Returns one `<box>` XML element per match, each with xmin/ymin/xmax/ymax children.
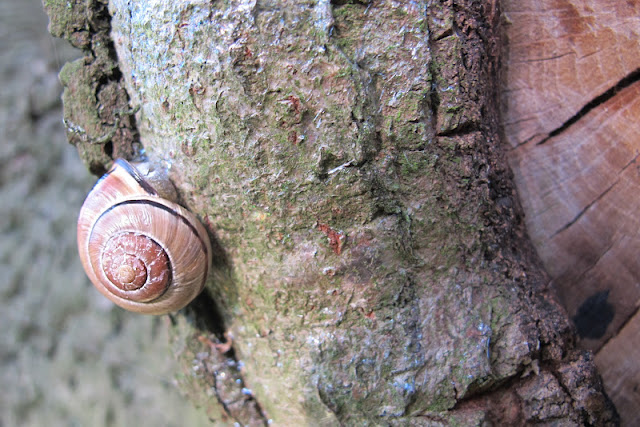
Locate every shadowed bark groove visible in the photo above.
<box><xmin>46</xmin><ymin>0</ymin><xmax>618</xmax><ymax>424</ymax></box>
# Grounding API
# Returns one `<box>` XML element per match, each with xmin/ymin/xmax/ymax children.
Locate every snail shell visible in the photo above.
<box><xmin>77</xmin><ymin>159</ymin><xmax>212</xmax><ymax>315</ymax></box>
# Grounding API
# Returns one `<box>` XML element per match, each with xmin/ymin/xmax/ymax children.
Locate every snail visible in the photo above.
<box><xmin>77</xmin><ymin>158</ymin><xmax>212</xmax><ymax>315</ymax></box>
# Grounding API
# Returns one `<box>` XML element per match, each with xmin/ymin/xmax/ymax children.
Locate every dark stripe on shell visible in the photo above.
<box><xmin>114</xmin><ymin>158</ymin><xmax>158</xmax><ymax>196</ymax></box>
<box><xmin>100</xmin><ymin>199</ymin><xmax>208</xmax><ymax>257</ymax></box>
<box><xmin>91</xmin><ymin>199</ymin><xmax>210</xmax><ymax>301</ymax></box>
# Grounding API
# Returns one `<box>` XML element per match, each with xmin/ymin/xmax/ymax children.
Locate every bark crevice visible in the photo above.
<box><xmin>47</xmin><ymin>0</ymin><xmax>620</xmax><ymax>424</ymax></box>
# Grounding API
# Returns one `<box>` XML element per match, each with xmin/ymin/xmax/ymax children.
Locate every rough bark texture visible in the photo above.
<box><xmin>45</xmin><ymin>0</ymin><xmax>618</xmax><ymax>425</ymax></box>
<box><xmin>43</xmin><ymin>0</ymin><xmax>140</xmax><ymax>175</ymax></box>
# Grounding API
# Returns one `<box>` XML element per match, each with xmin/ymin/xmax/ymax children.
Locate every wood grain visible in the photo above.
<box><xmin>501</xmin><ymin>0</ymin><xmax>640</xmax><ymax>423</ymax></box>
<box><xmin>596</xmin><ymin>311</ymin><xmax>640</xmax><ymax>426</ymax></box>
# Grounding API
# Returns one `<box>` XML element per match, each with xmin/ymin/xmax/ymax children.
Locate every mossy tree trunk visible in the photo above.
<box><xmin>45</xmin><ymin>0</ymin><xmax>618</xmax><ymax>425</ymax></box>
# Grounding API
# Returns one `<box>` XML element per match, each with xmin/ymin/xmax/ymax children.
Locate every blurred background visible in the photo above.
<box><xmin>0</xmin><ymin>0</ymin><xmax>210</xmax><ymax>425</ymax></box>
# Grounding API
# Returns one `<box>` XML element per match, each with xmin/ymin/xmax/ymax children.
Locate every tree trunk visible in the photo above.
<box><xmin>45</xmin><ymin>0</ymin><xmax>618</xmax><ymax>425</ymax></box>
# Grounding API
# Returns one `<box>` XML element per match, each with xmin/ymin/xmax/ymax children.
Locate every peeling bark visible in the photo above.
<box><xmin>46</xmin><ymin>0</ymin><xmax>618</xmax><ymax>424</ymax></box>
<box><xmin>44</xmin><ymin>0</ymin><xmax>140</xmax><ymax>174</ymax></box>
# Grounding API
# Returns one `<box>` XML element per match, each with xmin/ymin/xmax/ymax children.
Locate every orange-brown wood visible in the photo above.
<box><xmin>501</xmin><ymin>0</ymin><xmax>640</xmax><ymax>422</ymax></box>
<box><xmin>502</xmin><ymin>0</ymin><xmax>640</xmax><ymax>149</ymax></box>
<box><xmin>508</xmin><ymin>82</ymin><xmax>640</xmax><ymax>348</ymax></box>
<box><xmin>596</xmin><ymin>311</ymin><xmax>640</xmax><ymax>426</ymax></box>
<box><xmin>501</xmin><ymin>0</ymin><xmax>640</xmax><ymax>347</ymax></box>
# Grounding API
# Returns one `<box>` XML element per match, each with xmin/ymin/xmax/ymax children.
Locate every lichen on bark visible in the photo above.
<box><xmin>47</xmin><ymin>0</ymin><xmax>618</xmax><ymax>425</ymax></box>
<box><xmin>44</xmin><ymin>0</ymin><xmax>139</xmax><ymax>175</ymax></box>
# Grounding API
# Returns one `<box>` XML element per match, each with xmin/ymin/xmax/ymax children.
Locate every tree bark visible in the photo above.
<box><xmin>45</xmin><ymin>0</ymin><xmax>618</xmax><ymax>425</ymax></box>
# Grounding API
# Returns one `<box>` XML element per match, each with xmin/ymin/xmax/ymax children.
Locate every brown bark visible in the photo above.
<box><xmin>45</xmin><ymin>0</ymin><xmax>618</xmax><ymax>425</ymax></box>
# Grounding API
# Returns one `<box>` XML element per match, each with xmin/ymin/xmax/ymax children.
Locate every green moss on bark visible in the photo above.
<box><xmin>44</xmin><ymin>0</ymin><xmax>139</xmax><ymax>174</ymax></box>
<box><xmin>47</xmin><ymin>0</ymin><xmax>619</xmax><ymax>424</ymax></box>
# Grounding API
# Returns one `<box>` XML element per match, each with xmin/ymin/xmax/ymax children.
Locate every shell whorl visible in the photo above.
<box><xmin>77</xmin><ymin>159</ymin><xmax>211</xmax><ymax>315</ymax></box>
<box><xmin>100</xmin><ymin>232</ymin><xmax>171</xmax><ymax>300</ymax></box>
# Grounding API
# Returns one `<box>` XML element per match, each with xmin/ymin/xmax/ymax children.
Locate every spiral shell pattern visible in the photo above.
<box><xmin>77</xmin><ymin>159</ymin><xmax>211</xmax><ymax>315</ymax></box>
<box><xmin>101</xmin><ymin>232</ymin><xmax>170</xmax><ymax>298</ymax></box>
